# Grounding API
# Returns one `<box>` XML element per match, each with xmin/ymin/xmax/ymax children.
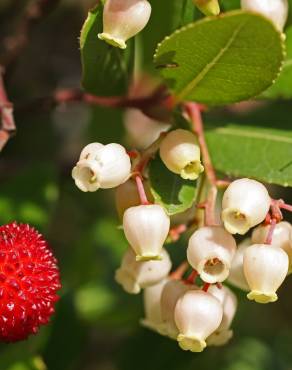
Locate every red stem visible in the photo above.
<box><xmin>17</xmin><ymin>86</ymin><xmax>173</xmax><ymax>122</ymax></box>
<box><xmin>270</xmin><ymin>199</ymin><xmax>283</xmax><ymax>222</ymax></box>
<box><xmin>184</xmin><ymin>102</ymin><xmax>218</xmax><ymax>226</ymax></box>
<box><xmin>135</xmin><ymin>175</ymin><xmax>150</xmax><ymax>206</ymax></box>
<box><xmin>216</xmin><ymin>180</ymin><xmax>231</xmax><ymax>188</ymax></box>
<box><xmin>184</xmin><ymin>103</ymin><xmax>216</xmax><ymax>186</ymax></box>
<box><xmin>186</xmin><ymin>269</ymin><xmax>198</xmax><ymax>284</ymax></box>
<box><xmin>265</xmin><ymin>218</ymin><xmax>277</xmax><ymax>245</ymax></box>
<box><xmin>202</xmin><ymin>283</ymin><xmax>211</xmax><ymax>292</ymax></box>
<box><xmin>279</xmin><ymin>203</ymin><xmax>292</xmax><ymax>212</ymax></box>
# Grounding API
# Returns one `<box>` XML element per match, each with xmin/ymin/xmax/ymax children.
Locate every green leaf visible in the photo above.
<box><xmin>205</xmin><ymin>121</ymin><xmax>292</xmax><ymax>186</ymax></box>
<box><xmin>141</xmin><ymin>0</ymin><xmax>198</xmax><ymax>67</ymax></box>
<box><xmin>154</xmin><ymin>11</ymin><xmax>285</xmax><ymax>105</ymax></box>
<box><xmin>148</xmin><ymin>155</ymin><xmax>198</xmax><ymax>215</ymax></box>
<box><xmin>263</xmin><ymin>26</ymin><xmax>292</xmax><ymax>99</ymax></box>
<box><xmin>80</xmin><ymin>3</ymin><xmax>134</xmax><ymax>96</ymax></box>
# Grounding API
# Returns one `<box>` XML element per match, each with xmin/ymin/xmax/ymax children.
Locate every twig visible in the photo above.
<box><xmin>1</xmin><ymin>0</ymin><xmax>61</xmax><ymax>69</ymax></box>
<box><xmin>202</xmin><ymin>283</ymin><xmax>211</xmax><ymax>292</ymax></box>
<box><xmin>184</xmin><ymin>102</ymin><xmax>218</xmax><ymax>226</ymax></box>
<box><xmin>15</xmin><ymin>86</ymin><xmax>173</xmax><ymax>121</ymax></box>
<box><xmin>216</xmin><ymin>179</ymin><xmax>231</xmax><ymax>188</ymax></box>
<box><xmin>0</xmin><ymin>69</ymin><xmax>16</xmax><ymax>151</ymax></box>
<box><xmin>280</xmin><ymin>203</ymin><xmax>292</xmax><ymax>212</ymax></box>
<box><xmin>185</xmin><ymin>269</ymin><xmax>198</xmax><ymax>284</ymax></box>
<box><xmin>270</xmin><ymin>199</ymin><xmax>283</xmax><ymax>222</ymax></box>
<box><xmin>265</xmin><ymin>218</ymin><xmax>277</xmax><ymax>245</ymax></box>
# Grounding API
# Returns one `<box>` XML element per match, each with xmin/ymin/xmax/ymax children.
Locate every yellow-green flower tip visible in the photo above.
<box><xmin>181</xmin><ymin>161</ymin><xmax>204</xmax><ymax>180</ymax></box>
<box><xmin>194</xmin><ymin>0</ymin><xmax>220</xmax><ymax>16</ymax></box>
<box><xmin>247</xmin><ymin>290</ymin><xmax>278</xmax><ymax>304</ymax></box>
<box><xmin>98</xmin><ymin>33</ymin><xmax>127</xmax><ymax>49</ymax></box>
<box><xmin>177</xmin><ymin>334</ymin><xmax>207</xmax><ymax>352</ymax></box>
<box><xmin>135</xmin><ymin>254</ymin><xmax>162</xmax><ymax>262</ymax></box>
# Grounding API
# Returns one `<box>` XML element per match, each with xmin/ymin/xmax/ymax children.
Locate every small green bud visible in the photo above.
<box><xmin>193</xmin><ymin>0</ymin><xmax>220</xmax><ymax>16</ymax></box>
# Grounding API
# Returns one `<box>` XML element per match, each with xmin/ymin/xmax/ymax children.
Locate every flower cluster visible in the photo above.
<box><xmin>71</xmin><ymin>0</ymin><xmax>291</xmax><ymax>354</ymax></box>
<box><xmin>72</xmin><ymin>127</ymin><xmax>292</xmax><ymax>352</ymax></box>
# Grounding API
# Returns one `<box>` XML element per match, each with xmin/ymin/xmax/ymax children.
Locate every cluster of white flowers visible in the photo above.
<box><xmin>125</xmin><ymin>178</ymin><xmax>290</xmax><ymax>352</ymax></box>
<box><xmin>71</xmin><ymin>0</ymin><xmax>291</xmax><ymax>355</ymax></box>
<box><xmin>72</xmin><ymin>134</ymin><xmax>292</xmax><ymax>352</ymax></box>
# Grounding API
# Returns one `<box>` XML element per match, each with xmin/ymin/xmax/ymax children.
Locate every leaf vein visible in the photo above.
<box><xmin>177</xmin><ymin>20</ymin><xmax>247</xmax><ymax>100</ymax></box>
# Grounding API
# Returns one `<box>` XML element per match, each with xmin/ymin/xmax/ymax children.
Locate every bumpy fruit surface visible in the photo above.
<box><xmin>0</xmin><ymin>222</ymin><xmax>61</xmax><ymax>342</ymax></box>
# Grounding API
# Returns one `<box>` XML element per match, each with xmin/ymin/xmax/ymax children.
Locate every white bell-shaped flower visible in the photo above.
<box><xmin>115</xmin><ymin>248</ymin><xmax>171</xmax><ymax>294</ymax></box>
<box><xmin>174</xmin><ymin>290</ymin><xmax>223</xmax><ymax>352</ymax></box>
<box><xmin>187</xmin><ymin>226</ymin><xmax>237</xmax><ymax>283</ymax></box>
<box><xmin>115</xmin><ymin>179</ymin><xmax>153</xmax><ymax>219</ymax></box>
<box><xmin>160</xmin><ymin>280</ymin><xmax>196</xmax><ymax>339</ymax></box>
<box><xmin>72</xmin><ymin>142</ymin><xmax>131</xmax><ymax>192</ymax></box>
<box><xmin>141</xmin><ymin>278</ymin><xmax>169</xmax><ymax>333</ymax></box>
<box><xmin>207</xmin><ymin>285</ymin><xmax>238</xmax><ymax>346</ymax></box>
<box><xmin>243</xmin><ymin>244</ymin><xmax>289</xmax><ymax>303</ymax></box>
<box><xmin>123</xmin><ymin>204</ymin><xmax>170</xmax><ymax>261</ymax></box>
<box><xmin>193</xmin><ymin>0</ymin><xmax>220</xmax><ymax>16</ymax></box>
<box><xmin>98</xmin><ymin>0</ymin><xmax>152</xmax><ymax>49</ymax></box>
<box><xmin>222</xmin><ymin>178</ymin><xmax>270</xmax><ymax>235</ymax></box>
<box><xmin>252</xmin><ymin>222</ymin><xmax>292</xmax><ymax>272</ymax></box>
<box><xmin>227</xmin><ymin>238</ymin><xmax>250</xmax><ymax>291</ymax></box>
<box><xmin>241</xmin><ymin>0</ymin><xmax>288</xmax><ymax>31</ymax></box>
<box><xmin>159</xmin><ymin>129</ymin><xmax>204</xmax><ymax>180</ymax></box>
<box><xmin>124</xmin><ymin>109</ymin><xmax>170</xmax><ymax>149</ymax></box>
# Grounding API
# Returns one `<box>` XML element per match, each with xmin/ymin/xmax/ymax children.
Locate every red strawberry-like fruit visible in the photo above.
<box><xmin>0</xmin><ymin>222</ymin><xmax>61</xmax><ymax>342</ymax></box>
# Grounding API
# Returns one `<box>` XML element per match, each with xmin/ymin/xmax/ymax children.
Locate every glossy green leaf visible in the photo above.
<box><xmin>141</xmin><ymin>0</ymin><xmax>198</xmax><ymax>67</ymax></box>
<box><xmin>149</xmin><ymin>155</ymin><xmax>198</xmax><ymax>215</ymax></box>
<box><xmin>80</xmin><ymin>3</ymin><xmax>134</xmax><ymax>96</ymax></box>
<box><xmin>263</xmin><ymin>26</ymin><xmax>292</xmax><ymax>99</ymax></box>
<box><xmin>205</xmin><ymin>122</ymin><xmax>292</xmax><ymax>186</ymax></box>
<box><xmin>154</xmin><ymin>11</ymin><xmax>285</xmax><ymax>105</ymax></box>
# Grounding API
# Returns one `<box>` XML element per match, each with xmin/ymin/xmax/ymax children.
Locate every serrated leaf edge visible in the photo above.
<box><xmin>154</xmin><ymin>10</ymin><xmax>286</xmax><ymax>103</ymax></box>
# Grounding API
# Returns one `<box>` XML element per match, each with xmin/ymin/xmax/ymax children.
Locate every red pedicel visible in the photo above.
<box><xmin>0</xmin><ymin>222</ymin><xmax>61</xmax><ymax>342</ymax></box>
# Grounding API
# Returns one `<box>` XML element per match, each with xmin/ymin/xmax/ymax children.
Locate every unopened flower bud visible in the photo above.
<box><xmin>115</xmin><ymin>179</ymin><xmax>153</xmax><ymax>219</ymax></box>
<box><xmin>227</xmin><ymin>238</ymin><xmax>250</xmax><ymax>291</ymax></box>
<box><xmin>160</xmin><ymin>280</ymin><xmax>196</xmax><ymax>339</ymax></box>
<box><xmin>98</xmin><ymin>0</ymin><xmax>152</xmax><ymax>49</ymax></box>
<box><xmin>241</xmin><ymin>0</ymin><xmax>288</xmax><ymax>31</ymax></box>
<box><xmin>174</xmin><ymin>290</ymin><xmax>223</xmax><ymax>352</ymax></box>
<box><xmin>115</xmin><ymin>248</ymin><xmax>171</xmax><ymax>294</ymax></box>
<box><xmin>207</xmin><ymin>286</ymin><xmax>237</xmax><ymax>346</ymax></box>
<box><xmin>72</xmin><ymin>143</ymin><xmax>131</xmax><ymax>192</ymax></box>
<box><xmin>141</xmin><ymin>278</ymin><xmax>169</xmax><ymax>333</ymax></box>
<box><xmin>222</xmin><ymin>178</ymin><xmax>270</xmax><ymax>235</ymax></box>
<box><xmin>123</xmin><ymin>204</ymin><xmax>170</xmax><ymax>261</ymax></box>
<box><xmin>252</xmin><ymin>222</ymin><xmax>292</xmax><ymax>272</ymax></box>
<box><xmin>187</xmin><ymin>226</ymin><xmax>237</xmax><ymax>283</ymax></box>
<box><xmin>193</xmin><ymin>0</ymin><xmax>220</xmax><ymax>16</ymax></box>
<box><xmin>159</xmin><ymin>129</ymin><xmax>204</xmax><ymax>180</ymax></box>
<box><xmin>244</xmin><ymin>244</ymin><xmax>289</xmax><ymax>303</ymax></box>
<box><xmin>124</xmin><ymin>109</ymin><xmax>170</xmax><ymax>149</ymax></box>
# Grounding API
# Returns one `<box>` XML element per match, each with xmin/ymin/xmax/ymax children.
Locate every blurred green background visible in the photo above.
<box><xmin>0</xmin><ymin>1</ymin><xmax>292</xmax><ymax>369</ymax></box>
